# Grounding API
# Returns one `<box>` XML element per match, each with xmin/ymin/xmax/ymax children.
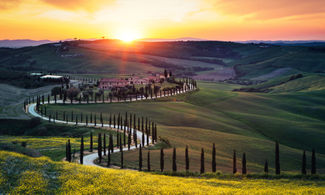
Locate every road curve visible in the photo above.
<box><xmin>26</xmin><ymin>84</ymin><xmax>195</xmax><ymax>167</ymax></box>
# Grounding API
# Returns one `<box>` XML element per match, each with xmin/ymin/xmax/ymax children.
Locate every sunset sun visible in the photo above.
<box><xmin>115</xmin><ymin>31</ymin><xmax>141</xmax><ymax>43</ymax></box>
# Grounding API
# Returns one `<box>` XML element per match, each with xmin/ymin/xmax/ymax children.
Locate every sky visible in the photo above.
<box><xmin>1</xmin><ymin>0</ymin><xmax>325</xmax><ymax>41</ymax></box>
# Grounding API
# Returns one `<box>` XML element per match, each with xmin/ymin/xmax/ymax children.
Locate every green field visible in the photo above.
<box><xmin>1</xmin><ymin>151</ymin><xmax>324</xmax><ymax>194</ymax></box>
<box><xmin>45</xmin><ymin>80</ymin><xmax>325</xmax><ymax>173</ymax></box>
<box><xmin>0</xmin><ymin>119</ymin><xmax>120</xmax><ymax>161</ymax></box>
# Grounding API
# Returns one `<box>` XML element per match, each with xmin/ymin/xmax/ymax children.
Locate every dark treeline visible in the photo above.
<box><xmin>25</xmin><ymin>77</ymin><xmax>198</xmax><ymax>111</ymax></box>
<box><xmin>39</xmin><ymin>110</ymin><xmax>159</xmax><ymax>150</ymax></box>
<box><xmin>75</xmin><ymin>141</ymin><xmax>320</xmax><ymax>176</ymax></box>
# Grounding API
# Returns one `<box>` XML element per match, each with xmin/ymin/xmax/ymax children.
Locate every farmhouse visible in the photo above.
<box><xmin>99</xmin><ymin>75</ymin><xmax>163</xmax><ymax>90</ymax></box>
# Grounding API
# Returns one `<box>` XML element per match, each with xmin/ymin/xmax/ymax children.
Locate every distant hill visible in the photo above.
<box><xmin>0</xmin><ymin>39</ymin><xmax>325</xmax><ymax>84</ymax></box>
<box><xmin>0</xmin><ymin>39</ymin><xmax>54</xmax><ymax>48</ymax></box>
<box><xmin>140</xmin><ymin>37</ymin><xmax>207</xmax><ymax>42</ymax></box>
<box><xmin>238</xmin><ymin>40</ymin><xmax>325</xmax><ymax>46</ymax></box>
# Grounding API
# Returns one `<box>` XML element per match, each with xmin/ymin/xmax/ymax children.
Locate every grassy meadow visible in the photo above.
<box><xmin>0</xmin><ymin>119</ymin><xmax>120</xmax><ymax>161</ymax></box>
<box><xmin>1</xmin><ymin>151</ymin><xmax>324</xmax><ymax>194</ymax></box>
<box><xmin>45</xmin><ymin>79</ymin><xmax>325</xmax><ymax>173</ymax></box>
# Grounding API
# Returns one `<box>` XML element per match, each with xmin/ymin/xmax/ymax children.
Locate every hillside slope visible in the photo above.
<box><xmin>0</xmin><ymin>151</ymin><xmax>324</xmax><ymax>194</ymax></box>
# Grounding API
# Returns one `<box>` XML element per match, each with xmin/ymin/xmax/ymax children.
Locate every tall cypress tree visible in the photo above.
<box><xmin>109</xmin><ymin>133</ymin><xmax>113</xmax><ymax>153</ymax></box>
<box><xmin>264</xmin><ymin>160</ymin><xmax>269</xmax><ymax>174</ymax></box>
<box><xmin>172</xmin><ymin>147</ymin><xmax>177</xmax><ymax>172</ymax></box>
<box><xmin>117</xmin><ymin>133</ymin><xmax>120</xmax><ymax>148</ymax></box>
<box><xmin>147</xmin><ymin>151</ymin><xmax>151</xmax><ymax>171</ymax></box>
<box><xmin>185</xmin><ymin>145</ymin><xmax>189</xmax><ymax>172</ymax></box>
<box><xmin>212</xmin><ymin>143</ymin><xmax>216</xmax><ymax>173</ymax></box>
<box><xmin>90</xmin><ymin>132</ymin><xmax>93</xmax><ymax>152</ymax></box>
<box><xmin>103</xmin><ymin>134</ymin><xmax>106</xmax><ymax>156</ymax></box>
<box><xmin>113</xmin><ymin>114</ymin><xmax>116</xmax><ymax>128</ymax></box>
<box><xmin>107</xmin><ymin>149</ymin><xmax>111</xmax><ymax>167</ymax></box>
<box><xmin>120</xmin><ymin>135</ymin><xmax>123</xmax><ymax>169</ymax></box>
<box><xmin>139</xmin><ymin>144</ymin><xmax>142</xmax><ymax>171</ymax></box>
<box><xmin>275</xmin><ymin>141</ymin><xmax>280</xmax><ymax>175</ymax></box>
<box><xmin>233</xmin><ymin>150</ymin><xmax>237</xmax><ymax>174</ymax></box>
<box><xmin>67</xmin><ymin>139</ymin><xmax>71</xmax><ymax>162</ymax></box>
<box><xmin>142</xmin><ymin>132</ymin><xmax>145</xmax><ymax>147</ymax></box>
<box><xmin>80</xmin><ymin>136</ymin><xmax>84</xmax><ymax>164</ymax></box>
<box><xmin>98</xmin><ymin>133</ymin><xmax>102</xmax><ymax>163</ymax></box>
<box><xmin>200</xmin><ymin>148</ymin><xmax>205</xmax><ymax>174</ymax></box>
<box><xmin>128</xmin><ymin>132</ymin><xmax>131</xmax><ymax>150</ymax></box>
<box><xmin>311</xmin><ymin>149</ymin><xmax>316</xmax><ymax>174</ymax></box>
<box><xmin>160</xmin><ymin>148</ymin><xmax>164</xmax><ymax>172</ymax></box>
<box><xmin>302</xmin><ymin>150</ymin><xmax>306</xmax><ymax>175</ymax></box>
<box><xmin>242</xmin><ymin>153</ymin><xmax>247</xmax><ymax>175</ymax></box>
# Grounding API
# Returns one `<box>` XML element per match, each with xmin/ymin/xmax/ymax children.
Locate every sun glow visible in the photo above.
<box><xmin>114</xmin><ymin>31</ymin><xmax>142</xmax><ymax>43</ymax></box>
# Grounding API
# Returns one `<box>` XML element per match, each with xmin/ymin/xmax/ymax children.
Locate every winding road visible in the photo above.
<box><xmin>26</xmin><ymin>84</ymin><xmax>195</xmax><ymax>167</ymax></box>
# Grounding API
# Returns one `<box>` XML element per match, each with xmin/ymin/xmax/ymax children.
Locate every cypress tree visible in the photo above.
<box><xmin>98</xmin><ymin>133</ymin><xmax>102</xmax><ymax>163</ymax></box>
<box><xmin>160</xmin><ymin>148</ymin><xmax>164</xmax><ymax>172</ymax></box>
<box><xmin>264</xmin><ymin>160</ymin><xmax>269</xmax><ymax>174</ymax></box>
<box><xmin>233</xmin><ymin>150</ymin><xmax>237</xmax><ymax>174</ymax></box>
<box><xmin>147</xmin><ymin>151</ymin><xmax>151</xmax><ymax>171</ymax></box>
<box><xmin>80</xmin><ymin>136</ymin><xmax>84</xmax><ymax>164</ymax></box>
<box><xmin>242</xmin><ymin>153</ymin><xmax>247</xmax><ymax>175</ymax></box>
<box><xmin>139</xmin><ymin>144</ymin><xmax>142</xmax><ymax>171</ymax></box>
<box><xmin>94</xmin><ymin>114</ymin><xmax>97</xmax><ymax>126</ymax></box>
<box><xmin>103</xmin><ymin>134</ymin><xmax>106</xmax><ymax>156</ymax></box>
<box><xmin>109</xmin><ymin>133</ymin><xmax>113</xmax><ymax>153</ymax></box>
<box><xmin>133</xmin><ymin>114</ymin><xmax>136</xmax><ymax>130</ymax></box>
<box><xmin>172</xmin><ymin>147</ymin><xmax>177</xmax><ymax>172</ymax></box>
<box><xmin>117</xmin><ymin>133</ymin><xmax>120</xmax><ymax>148</ymax></box>
<box><xmin>123</xmin><ymin>125</ymin><xmax>126</xmax><ymax>147</ymax></box>
<box><xmin>200</xmin><ymin>148</ymin><xmax>205</xmax><ymax>174</ymax></box>
<box><xmin>86</xmin><ymin>115</ymin><xmax>88</xmax><ymax>126</ymax></box>
<box><xmin>275</xmin><ymin>141</ymin><xmax>280</xmax><ymax>175</ymax></box>
<box><xmin>212</xmin><ymin>143</ymin><xmax>216</xmax><ymax>172</ymax></box>
<box><xmin>185</xmin><ymin>145</ymin><xmax>189</xmax><ymax>172</ymax></box>
<box><xmin>311</xmin><ymin>149</ymin><xmax>316</xmax><ymax>174</ymax></box>
<box><xmin>117</xmin><ymin>113</ymin><xmax>120</xmax><ymax>129</ymax></box>
<box><xmin>142</xmin><ymin>131</ymin><xmax>145</xmax><ymax>147</ymax></box>
<box><xmin>128</xmin><ymin>132</ymin><xmax>131</xmax><ymax>150</ymax></box>
<box><xmin>90</xmin><ymin>132</ymin><xmax>93</xmax><ymax>152</ymax></box>
<box><xmin>302</xmin><ymin>150</ymin><xmax>306</xmax><ymax>175</ymax></box>
<box><xmin>141</xmin><ymin>117</ymin><xmax>144</xmax><ymax>132</ymax></box>
<box><xmin>113</xmin><ymin>114</ymin><xmax>116</xmax><ymax>128</ymax></box>
<box><xmin>109</xmin><ymin>114</ymin><xmax>112</xmax><ymax>127</ymax></box>
<box><xmin>120</xmin><ymin>135</ymin><xmax>123</xmax><ymax>169</ymax></box>
<box><xmin>107</xmin><ymin>149</ymin><xmax>111</xmax><ymax>167</ymax></box>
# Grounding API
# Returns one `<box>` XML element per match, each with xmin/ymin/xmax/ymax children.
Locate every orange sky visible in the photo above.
<box><xmin>1</xmin><ymin>0</ymin><xmax>325</xmax><ymax>41</ymax></box>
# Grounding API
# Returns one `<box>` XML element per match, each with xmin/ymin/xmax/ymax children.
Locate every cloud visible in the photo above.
<box><xmin>213</xmin><ymin>0</ymin><xmax>325</xmax><ymax>20</ymax></box>
<box><xmin>0</xmin><ymin>0</ymin><xmax>22</xmax><ymax>10</ymax></box>
<box><xmin>40</xmin><ymin>0</ymin><xmax>114</xmax><ymax>11</ymax></box>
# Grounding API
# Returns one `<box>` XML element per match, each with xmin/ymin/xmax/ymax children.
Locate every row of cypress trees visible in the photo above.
<box><xmin>39</xmin><ymin>109</ymin><xmax>158</xmax><ymax>146</ymax></box>
<box><xmin>25</xmin><ymin>78</ymin><xmax>197</xmax><ymax>109</ymax></box>
<box><xmin>86</xmin><ymin>141</ymin><xmax>318</xmax><ymax>175</ymax></box>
